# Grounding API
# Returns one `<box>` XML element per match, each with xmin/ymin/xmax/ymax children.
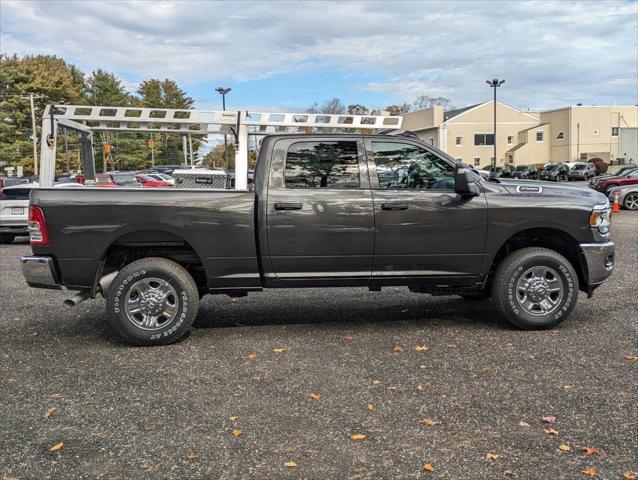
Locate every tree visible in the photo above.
<box><xmin>85</xmin><ymin>69</ymin><xmax>130</xmax><ymax>106</ymax></box>
<box><xmin>347</xmin><ymin>104</ymin><xmax>369</xmax><ymax>115</ymax></box>
<box><xmin>384</xmin><ymin>103</ymin><xmax>412</xmax><ymax>115</ymax></box>
<box><xmin>0</xmin><ymin>54</ymin><xmax>86</xmax><ymax>174</ymax></box>
<box><xmin>413</xmin><ymin>95</ymin><xmax>452</xmax><ymax>110</ymax></box>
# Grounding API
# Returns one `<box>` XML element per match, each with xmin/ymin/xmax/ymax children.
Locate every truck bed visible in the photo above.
<box><xmin>30</xmin><ymin>188</ymin><xmax>260</xmax><ymax>290</ymax></box>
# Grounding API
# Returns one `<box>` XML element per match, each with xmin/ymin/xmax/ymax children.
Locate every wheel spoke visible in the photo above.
<box><xmin>123</xmin><ymin>276</ymin><xmax>180</xmax><ymax>331</ymax></box>
<box><xmin>142</xmin><ymin>314</ymin><xmax>158</xmax><ymax>328</ymax></box>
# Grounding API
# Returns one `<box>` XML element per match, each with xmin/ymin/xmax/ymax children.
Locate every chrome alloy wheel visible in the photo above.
<box><xmin>124</xmin><ymin>277</ymin><xmax>179</xmax><ymax>330</ymax></box>
<box><xmin>624</xmin><ymin>193</ymin><xmax>638</xmax><ymax>210</ymax></box>
<box><xmin>515</xmin><ymin>266</ymin><xmax>564</xmax><ymax>316</ymax></box>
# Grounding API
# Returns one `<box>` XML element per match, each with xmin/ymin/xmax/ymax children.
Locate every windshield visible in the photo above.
<box><xmin>573</xmin><ymin>164</ymin><xmax>586</xmax><ymax>170</ymax></box>
<box><xmin>112</xmin><ymin>174</ymin><xmax>137</xmax><ymax>183</ymax></box>
<box><xmin>621</xmin><ymin>169</ymin><xmax>638</xmax><ymax>177</ymax></box>
<box><xmin>545</xmin><ymin>165</ymin><xmax>560</xmax><ymax>171</ymax></box>
<box><xmin>515</xmin><ymin>166</ymin><xmax>528</xmax><ymax>171</ymax></box>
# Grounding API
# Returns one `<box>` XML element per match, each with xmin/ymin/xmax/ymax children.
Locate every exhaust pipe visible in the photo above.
<box><xmin>98</xmin><ymin>270</ymin><xmax>118</xmax><ymax>297</ymax></box>
<box><xmin>64</xmin><ymin>291</ymin><xmax>90</xmax><ymax>307</ymax></box>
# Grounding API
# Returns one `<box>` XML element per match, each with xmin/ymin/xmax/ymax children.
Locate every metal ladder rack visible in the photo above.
<box><xmin>39</xmin><ymin>105</ymin><xmax>403</xmax><ymax>190</ymax></box>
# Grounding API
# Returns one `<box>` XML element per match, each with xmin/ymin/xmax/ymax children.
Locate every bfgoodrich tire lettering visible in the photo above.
<box><xmin>106</xmin><ymin>257</ymin><xmax>199</xmax><ymax>346</ymax></box>
<box><xmin>492</xmin><ymin>247</ymin><xmax>578</xmax><ymax>329</ymax></box>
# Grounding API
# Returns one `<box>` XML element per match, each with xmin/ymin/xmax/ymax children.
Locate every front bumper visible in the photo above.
<box><xmin>20</xmin><ymin>255</ymin><xmax>62</xmax><ymax>289</ymax></box>
<box><xmin>579</xmin><ymin>241</ymin><xmax>615</xmax><ymax>288</ymax></box>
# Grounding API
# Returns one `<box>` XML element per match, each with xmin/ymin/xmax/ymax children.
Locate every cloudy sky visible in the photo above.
<box><xmin>1</xmin><ymin>0</ymin><xmax>637</xmax><ymax>113</ymax></box>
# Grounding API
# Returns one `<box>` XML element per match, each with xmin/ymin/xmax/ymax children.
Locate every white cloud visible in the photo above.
<box><xmin>1</xmin><ymin>0</ymin><xmax>636</xmax><ymax>109</ymax></box>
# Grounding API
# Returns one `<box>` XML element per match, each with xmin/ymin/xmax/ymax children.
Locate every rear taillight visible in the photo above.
<box><xmin>28</xmin><ymin>205</ymin><xmax>49</xmax><ymax>245</ymax></box>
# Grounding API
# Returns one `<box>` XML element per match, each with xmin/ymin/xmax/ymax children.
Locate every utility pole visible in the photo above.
<box><xmin>215</xmin><ymin>87</ymin><xmax>232</xmax><ymax>171</ymax></box>
<box><xmin>63</xmin><ymin>128</ymin><xmax>70</xmax><ymax>172</ymax></box>
<box><xmin>182</xmin><ymin>136</ymin><xmax>188</xmax><ymax>165</ymax></box>
<box><xmin>188</xmin><ymin>133</ymin><xmax>194</xmax><ymax>168</ymax></box>
<box><xmin>29</xmin><ymin>93</ymin><xmax>38</xmax><ymax>175</ymax></box>
<box><xmin>486</xmin><ymin>79</ymin><xmax>505</xmax><ymax>173</ymax></box>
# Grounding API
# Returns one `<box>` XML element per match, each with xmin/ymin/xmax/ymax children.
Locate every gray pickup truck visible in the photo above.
<box><xmin>21</xmin><ymin>134</ymin><xmax>615</xmax><ymax>345</ymax></box>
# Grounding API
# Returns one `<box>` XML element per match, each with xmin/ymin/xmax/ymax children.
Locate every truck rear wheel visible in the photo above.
<box><xmin>106</xmin><ymin>257</ymin><xmax>199</xmax><ymax>346</ymax></box>
<box><xmin>492</xmin><ymin>247</ymin><xmax>578</xmax><ymax>329</ymax></box>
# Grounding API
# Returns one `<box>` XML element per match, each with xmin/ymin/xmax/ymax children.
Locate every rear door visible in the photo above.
<box><xmin>265</xmin><ymin>137</ymin><xmax>374</xmax><ymax>279</ymax></box>
<box><xmin>366</xmin><ymin>138</ymin><xmax>488</xmax><ymax>278</ymax></box>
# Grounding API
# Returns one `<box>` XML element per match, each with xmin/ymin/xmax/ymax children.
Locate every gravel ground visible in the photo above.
<box><xmin>0</xmin><ymin>213</ymin><xmax>636</xmax><ymax>480</ymax></box>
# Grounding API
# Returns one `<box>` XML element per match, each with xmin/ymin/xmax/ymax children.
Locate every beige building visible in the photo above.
<box><xmin>400</xmin><ymin>101</ymin><xmax>638</xmax><ymax>167</ymax></box>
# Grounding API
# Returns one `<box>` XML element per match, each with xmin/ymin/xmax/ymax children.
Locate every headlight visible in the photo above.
<box><xmin>589</xmin><ymin>204</ymin><xmax>611</xmax><ymax>235</ymax></box>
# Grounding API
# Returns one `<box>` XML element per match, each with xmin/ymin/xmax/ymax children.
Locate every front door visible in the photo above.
<box><xmin>266</xmin><ymin>137</ymin><xmax>374</xmax><ymax>280</ymax></box>
<box><xmin>365</xmin><ymin>138</ymin><xmax>488</xmax><ymax>279</ymax></box>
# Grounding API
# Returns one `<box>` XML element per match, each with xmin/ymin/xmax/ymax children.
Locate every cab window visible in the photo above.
<box><xmin>372</xmin><ymin>142</ymin><xmax>455</xmax><ymax>190</ymax></box>
<box><xmin>284</xmin><ymin>141</ymin><xmax>360</xmax><ymax>188</ymax></box>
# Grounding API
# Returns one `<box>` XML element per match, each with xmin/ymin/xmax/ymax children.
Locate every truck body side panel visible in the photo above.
<box><xmin>30</xmin><ymin>188</ymin><xmax>260</xmax><ymax>289</ymax></box>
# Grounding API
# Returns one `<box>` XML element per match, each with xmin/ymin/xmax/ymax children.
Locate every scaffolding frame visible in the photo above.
<box><xmin>39</xmin><ymin>105</ymin><xmax>403</xmax><ymax>190</ymax></box>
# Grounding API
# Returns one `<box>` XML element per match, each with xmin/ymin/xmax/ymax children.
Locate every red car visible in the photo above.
<box><xmin>135</xmin><ymin>174</ymin><xmax>172</xmax><ymax>188</ymax></box>
<box><xmin>94</xmin><ymin>174</ymin><xmax>116</xmax><ymax>187</ymax></box>
<box><xmin>594</xmin><ymin>168</ymin><xmax>638</xmax><ymax>193</ymax></box>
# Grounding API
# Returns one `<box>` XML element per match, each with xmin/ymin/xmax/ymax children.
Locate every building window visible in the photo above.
<box><xmin>556</xmin><ymin>131</ymin><xmax>564</xmax><ymax>140</ymax></box>
<box><xmin>474</xmin><ymin>157</ymin><xmax>481</xmax><ymax>166</ymax></box>
<box><xmin>284</xmin><ymin>141</ymin><xmax>360</xmax><ymax>188</ymax></box>
<box><xmin>507</xmin><ymin>154</ymin><xmax>514</xmax><ymax>164</ymax></box>
<box><xmin>455</xmin><ymin>136</ymin><xmax>462</xmax><ymax>146</ymax></box>
<box><xmin>612</xmin><ymin>127</ymin><xmax>619</xmax><ymax>136</ymax></box>
<box><xmin>536</xmin><ymin>131</ymin><xmax>544</xmax><ymax>142</ymax></box>
<box><xmin>507</xmin><ymin>136</ymin><xmax>513</xmax><ymax>145</ymax></box>
<box><xmin>474</xmin><ymin>133</ymin><xmax>495</xmax><ymax>146</ymax></box>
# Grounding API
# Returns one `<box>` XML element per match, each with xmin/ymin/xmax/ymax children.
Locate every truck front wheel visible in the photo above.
<box><xmin>106</xmin><ymin>257</ymin><xmax>200</xmax><ymax>346</ymax></box>
<box><xmin>492</xmin><ymin>247</ymin><xmax>578</xmax><ymax>329</ymax></box>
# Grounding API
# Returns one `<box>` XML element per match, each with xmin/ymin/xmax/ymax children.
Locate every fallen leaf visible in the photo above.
<box><xmin>49</xmin><ymin>442</ymin><xmax>64</xmax><ymax>452</ymax></box>
<box><xmin>581</xmin><ymin>467</ymin><xmax>597</xmax><ymax>477</ymax></box>
<box><xmin>186</xmin><ymin>452</ymin><xmax>199</xmax><ymax>462</ymax></box>
<box><xmin>345</xmin><ymin>336</ymin><xmax>353</xmax><ymax>342</ymax></box>
<box><xmin>419</xmin><ymin>364</ymin><xmax>428</xmax><ymax>369</ymax></box>
<box><xmin>394</xmin><ymin>344</ymin><xmax>404</xmax><ymax>353</ymax></box>
<box><xmin>481</xmin><ymin>367</ymin><xmax>491</xmax><ymax>373</ymax></box>
<box><xmin>229</xmin><ymin>416</ymin><xmax>238</xmax><ymax>423</ymax></box>
<box><xmin>485</xmin><ymin>453</ymin><xmax>499</xmax><ymax>460</ymax></box>
<box><xmin>371</xmin><ymin>379</ymin><xmax>381</xmax><ymax>385</ymax></box>
<box><xmin>416</xmin><ymin>384</ymin><xmax>423</xmax><ymax>391</ymax></box>
<box><xmin>386</xmin><ymin>385</ymin><xmax>397</xmax><ymax>391</ymax></box>
<box><xmin>43</xmin><ymin>407</ymin><xmax>57</xmax><ymax>419</ymax></box>
<box><xmin>504</xmin><ymin>470</ymin><xmax>515</xmax><ymax>476</ymax></box>
<box><xmin>283</xmin><ymin>461</ymin><xmax>298</xmax><ymax>468</ymax></box>
<box><xmin>544</xmin><ymin>428</ymin><xmax>559</xmax><ymax>436</ymax></box>
<box><xmin>415</xmin><ymin>345</ymin><xmax>428</xmax><ymax>352</ymax></box>
<box><xmin>582</xmin><ymin>447</ymin><xmax>598</xmax><ymax>455</ymax></box>
<box><xmin>447</xmin><ymin>343</ymin><xmax>457</xmax><ymax>349</ymax></box>
<box><xmin>623</xmin><ymin>472</ymin><xmax>637</xmax><ymax>480</ymax></box>
<box><xmin>558</xmin><ymin>444</ymin><xmax>572</xmax><ymax>452</ymax></box>
<box><xmin>422</xmin><ymin>463</ymin><xmax>434</xmax><ymax>472</ymax></box>
<box><xmin>367</xmin><ymin>403</ymin><xmax>374</xmax><ymax>411</ymax></box>
<box><xmin>247</xmin><ymin>353</ymin><xmax>257</xmax><ymax>361</ymax></box>
<box><xmin>350</xmin><ymin>434</ymin><xmax>366</xmax><ymax>440</ymax></box>
<box><xmin>624</xmin><ymin>355</ymin><xmax>638</xmax><ymax>361</ymax></box>
<box><xmin>564</xmin><ymin>385</ymin><xmax>573</xmax><ymax>390</ymax></box>
<box><xmin>504</xmin><ymin>342</ymin><xmax>513</xmax><ymax>347</ymax></box>
<box><xmin>419</xmin><ymin>418</ymin><xmax>440</xmax><ymax>426</ymax></box>
<box><xmin>308</xmin><ymin>393</ymin><xmax>321</xmax><ymax>400</ymax></box>
<box><xmin>232</xmin><ymin>429</ymin><xmax>242</xmax><ymax>437</ymax></box>
<box><xmin>518</xmin><ymin>421</ymin><xmax>531</xmax><ymax>427</ymax></box>
<box><xmin>541</xmin><ymin>415</ymin><xmax>557</xmax><ymax>423</ymax></box>
<box><xmin>272</xmin><ymin>348</ymin><xmax>286</xmax><ymax>353</ymax></box>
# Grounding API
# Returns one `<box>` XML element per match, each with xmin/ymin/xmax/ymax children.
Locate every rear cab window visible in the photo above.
<box><xmin>284</xmin><ymin>141</ymin><xmax>360</xmax><ymax>189</ymax></box>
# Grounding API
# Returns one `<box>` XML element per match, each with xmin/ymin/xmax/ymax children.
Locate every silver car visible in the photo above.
<box><xmin>568</xmin><ymin>162</ymin><xmax>596</xmax><ymax>181</ymax></box>
<box><xmin>607</xmin><ymin>184</ymin><xmax>638</xmax><ymax>210</ymax></box>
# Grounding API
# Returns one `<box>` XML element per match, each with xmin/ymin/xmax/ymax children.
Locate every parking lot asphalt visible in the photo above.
<box><xmin>1</xmin><ymin>213</ymin><xmax>636</xmax><ymax>480</ymax></box>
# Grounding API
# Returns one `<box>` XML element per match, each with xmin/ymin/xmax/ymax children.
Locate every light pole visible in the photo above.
<box><xmin>486</xmin><ymin>79</ymin><xmax>505</xmax><ymax>172</ymax></box>
<box><xmin>215</xmin><ymin>87</ymin><xmax>232</xmax><ymax>171</ymax></box>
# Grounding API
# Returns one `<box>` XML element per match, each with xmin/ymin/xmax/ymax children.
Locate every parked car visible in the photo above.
<box><xmin>482</xmin><ymin>165</ymin><xmax>513</xmax><ymax>178</ymax></box>
<box><xmin>146</xmin><ymin>172</ymin><xmax>175</xmax><ymax>186</ymax></box>
<box><xmin>21</xmin><ymin>133</ymin><xmax>614</xmax><ymax>346</ymax></box>
<box><xmin>590</xmin><ymin>166</ymin><xmax>637</xmax><ymax>188</ymax></box>
<box><xmin>94</xmin><ymin>174</ymin><xmax>117</xmax><ymax>187</ymax></box>
<box><xmin>135</xmin><ymin>174</ymin><xmax>173</xmax><ymax>188</ymax></box>
<box><xmin>0</xmin><ymin>177</ymin><xmax>30</xmax><ymax>194</ymax></box>
<box><xmin>568</xmin><ymin>162</ymin><xmax>596</xmax><ymax>181</ymax></box>
<box><xmin>108</xmin><ymin>172</ymin><xmax>141</xmax><ymax>187</ymax></box>
<box><xmin>148</xmin><ymin>165</ymin><xmax>182</xmax><ymax>176</ymax></box>
<box><xmin>0</xmin><ymin>184</ymin><xmax>31</xmax><ymax>243</ymax></box>
<box><xmin>55</xmin><ymin>173</ymin><xmax>85</xmax><ymax>184</ymax></box>
<box><xmin>607</xmin><ymin>184</ymin><xmax>638</xmax><ymax>210</ymax></box>
<box><xmin>540</xmin><ymin>163</ymin><xmax>568</xmax><ymax>181</ymax></box>
<box><xmin>512</xmin><ymin>165</ymin><xmax>539</xmax><ymax>180</ymax></box>
<box><xmin>593</xmin><ymin>168</ymin><xmax>638</xmax><ymax>193</ymax></box>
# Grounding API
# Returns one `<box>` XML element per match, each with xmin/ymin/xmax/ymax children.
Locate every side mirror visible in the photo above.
<box><xmin>455</xmin><ymin>164</ymin><xmax>479</xmax><ymax>197</ymax></box>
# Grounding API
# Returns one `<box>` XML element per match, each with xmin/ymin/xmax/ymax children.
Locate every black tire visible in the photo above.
<box><xmin>106</xmin><ymin>257</ymin><xmax>200</xmax><ymax>346</ymax></box>
<box><xmin>491</xmin><ymin>247</ymin><xmax>578</xmax><ymax>329</ymax></box>
<box><xmin>0</xmin><ymin>233</ymin><xmax>15</xmax><ymax>244</ymax></box>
